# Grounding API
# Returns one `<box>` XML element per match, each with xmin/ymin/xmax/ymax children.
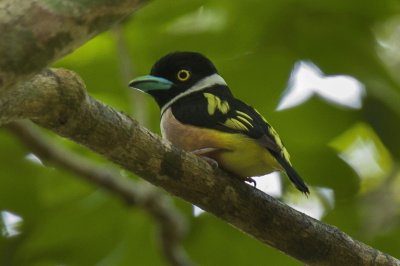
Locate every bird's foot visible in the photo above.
<box><xmin>245</xmin><ymin>177</ymin><xmax>257</xmax><ymax>187</ymax></box>
<box><xmin>200</xmin><ymin>156</ymin><xmax>219</xmax><ymax>169</ymax></box>
<box><xmin>192</xmin><ymin>148</ymin><xmax>219</xmax><ymax>170</ymax></box>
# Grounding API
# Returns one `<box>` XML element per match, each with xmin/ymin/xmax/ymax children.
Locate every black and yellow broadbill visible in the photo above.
<box><xmin>129</xmin><ymin>52</ymin><xmax>309</xmax><ymax>194</ymax></box>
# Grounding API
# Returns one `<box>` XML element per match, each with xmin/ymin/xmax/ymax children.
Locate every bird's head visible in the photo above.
<box><xmin>129</xmin><ymin>52</ymin><xmax>226</xmax><ymax>111</ymax></box>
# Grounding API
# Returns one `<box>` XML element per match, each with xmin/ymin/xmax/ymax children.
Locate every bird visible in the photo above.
<box><xmin>129</xmin><ymin>51</ymin><xmax>309</xmax><ymax>195</ymax></box>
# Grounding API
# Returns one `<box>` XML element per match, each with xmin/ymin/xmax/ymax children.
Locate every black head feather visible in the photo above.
<box><xmin>147</xmin><ymin>52</ymin><xmax>219</xmax><ymax>108</ymax></box>
<box><xmin>151</xmin><ymin>51</ymin><xmax>218</xmax><ymax>85</ymax></box>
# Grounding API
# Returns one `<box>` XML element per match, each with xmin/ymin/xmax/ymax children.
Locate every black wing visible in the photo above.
<box><xmin>171</xmin><ymin>85</ymin><xmax>282</xmax><ymax>153</ymax></box>
<box><xmin>171</xmin><ymin>85</ymin><xmax>309</xmax><ymax>194</ymax></box>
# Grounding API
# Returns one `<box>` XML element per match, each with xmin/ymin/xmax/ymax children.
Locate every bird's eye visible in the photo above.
<box><xmin>177</xmin><ymin>69</ymin><xmax>191</xmax><ymax>82</ymax></box>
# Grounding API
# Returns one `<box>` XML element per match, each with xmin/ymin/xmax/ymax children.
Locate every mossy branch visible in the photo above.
<box><xmin>0</xmin><ymin>0</ymin><xmax>143</xmax><ymax>91</ymax></box>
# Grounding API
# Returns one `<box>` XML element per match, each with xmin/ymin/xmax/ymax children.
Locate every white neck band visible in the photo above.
<box><xmin>160</xmin><ymin>73</ymin><xmax>227</xmax><ymax>116</ymax></box>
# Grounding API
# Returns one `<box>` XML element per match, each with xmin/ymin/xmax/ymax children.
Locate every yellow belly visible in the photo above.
<box><xmin>161</xmin><ymin>108</ymin><xmax>283</xmax><ymax>178</ymax></box>
<box><xmin>215</xmin><ymin>134</ymin><xmax>282</xmax><ymax>177</ymax></box>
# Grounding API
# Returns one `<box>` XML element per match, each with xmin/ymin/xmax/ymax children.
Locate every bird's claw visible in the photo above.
<box><xmin>245</xmin><ymin>177</ymin><xmax>257</xmax><ymax>187</ymax></box>
<box><xmin>192</xmin><ymin>148</ymin><xmax>219</xmax><ymax>169</ymax></box>
<box><xmin>200</xmin><ymin>156</ymin><xmax>219</xmax><ymax>169</ymax></box>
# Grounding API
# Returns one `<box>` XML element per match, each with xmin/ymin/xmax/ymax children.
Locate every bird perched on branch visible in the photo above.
<box><xmin>129</xmin><ymin>52</ymin><xmax>309</xmax><ymax>194</ymax></box>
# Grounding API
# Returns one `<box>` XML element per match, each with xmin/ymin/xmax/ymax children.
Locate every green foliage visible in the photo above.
<box><xmin>2</xmin><ymin>0</ymin><xmax>400</xmax><ymax>265</ymax></box>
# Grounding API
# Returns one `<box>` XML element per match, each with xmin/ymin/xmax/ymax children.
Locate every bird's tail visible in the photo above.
<box><xmin>275</xmin><ymin>155</ymin><xmax>310</xmax><ymax>195</ymax></box>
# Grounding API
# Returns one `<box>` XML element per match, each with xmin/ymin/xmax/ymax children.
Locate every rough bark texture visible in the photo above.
<box><xmin>0</xmin><ymin>0</ymin><xmax>143</xmax><ymax>91</ymax></box>
<box><xmin>1</xmin><ymin>68</ymin><xmax>398</xmax><ymax>266</ymax></box>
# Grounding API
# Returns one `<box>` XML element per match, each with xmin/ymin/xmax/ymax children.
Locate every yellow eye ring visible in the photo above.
<box><xmin>177</xmin><ymin>69</ymin><xmax>191</xmax><ymax>82</ymax></box>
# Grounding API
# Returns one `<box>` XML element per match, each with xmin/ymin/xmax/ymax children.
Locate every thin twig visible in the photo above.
<box><xmin>6</xmin><ymin>120</ymin><xmax>194</xmax><ymax>266</ymax></box>
<box><xmin>112</xmin><ymin>24</ymin><xmax>149</xmax><ymax>125</ymax></box>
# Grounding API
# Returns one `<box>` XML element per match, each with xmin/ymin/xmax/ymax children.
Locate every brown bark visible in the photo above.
<box><xmin>0</xmin><ymin>0</ymin><xmax>143</xmax><ymax>91</ymax></box>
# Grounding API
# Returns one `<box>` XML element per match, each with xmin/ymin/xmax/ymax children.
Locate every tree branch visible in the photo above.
<box><xmin>6</xmin><ymin>120</ymin><xmax>193</xmax><ymax>266</ymax></box>
<box><xmin>0</xmin><ymin>0</ymin><xmax>143</xmax><ymax>91</ymax></box>
<box><xmin>1</xmin><ymin>68</ymin><xmax>398</xmax><ymax>266</ymax></box>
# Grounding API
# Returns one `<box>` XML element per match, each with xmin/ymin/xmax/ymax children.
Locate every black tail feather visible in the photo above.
<box><xmin>275</xmin><ymin>155</ymin><xmax>310</xmax><ymax>195</ymax></box>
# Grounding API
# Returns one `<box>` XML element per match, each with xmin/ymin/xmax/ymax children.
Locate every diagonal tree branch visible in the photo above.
<box><xmin>6</xmin><ymin>120</ymin><xmax>193</xmax><ymax>266</ymax></box>
<box><xmin>1</xmin><ymin>68</ymin><xmax>398</xmax><ymax>266</ymax></box>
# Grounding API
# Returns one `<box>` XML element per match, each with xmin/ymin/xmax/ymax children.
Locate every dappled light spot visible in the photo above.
<box><xmin>193</xmin><ymin>173</ymin><xmax>282</xmax><ymax>217</ymax></box>
<box><xmin>167</xmin><ymin>7</ymin><xmax>227</xmax><ymax>34</ymax></box>
<box><xmin>277</xmin><ymin>61</ymin><xmax>365</xmax><ymax>111</ymax></box>
<box><xmin>376</xmin><ymin>16</ymin><xmax>400</xmax><ymax>71</ymax></box>
<box><xmin>340</xmin><ymin>139</ymin><xmax>384</xmax><ymax>178</ymax></box>
<box><xmin>25</xmin><ymin>153</ymin><xmax>43</xmax><ymax>165</ymax></box>
<box><xmin>193</xmin><ymin>180</ymin><xmax>334</xmax><ymax>220</ymax></box>
<box><xmin>193</xmin><ymin>205</ymin><xmax>205</xmax><ymax>217</ymax></box>
<box><xmin>1</xmin><ymin>211</ymin><xmax>23</xmax><ymax>238</ymax></box>
<box><xmin>249</xmin><ymin>172</ymin><xmax>282</xmax><ymax>198</ymax></box>
<box><xmin>317</xmin><ymin>187</ymin><xmax>335</xmax><ymax>209</ymax></box>
<box><xmin>330</xmin><ymin>123</ymin><xmax>393</xmax><ymax>193</ymax></box>
<box><xmin>284</xmin><ymin>187</ymin><xmax>335</xmax><ymax>220</ymax></box>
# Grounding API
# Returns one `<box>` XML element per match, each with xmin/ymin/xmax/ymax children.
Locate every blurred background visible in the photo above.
<box><xmin>1</xmin><ymin>0</ymin><xmax>400</xmax><ymax>265</ymax></box>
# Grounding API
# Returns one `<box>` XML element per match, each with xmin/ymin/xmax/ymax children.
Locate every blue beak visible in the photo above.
<box><xmin>129</xmin><ymin>75</ymin><xmax>173</xmax><ymax>92</ymax></box>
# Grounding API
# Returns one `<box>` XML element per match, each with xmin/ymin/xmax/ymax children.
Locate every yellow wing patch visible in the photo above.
<box><xmin>236</xmin><ymin>116</ymin><xmax>253</xmax><ymax>128</ymax></box>
<box><xmin>223</xmin><ymin>118</ymin><xmax>249</xmax><ymax>131</ymax></box>
<box><xmin>236</xmin><ymin>111</ymin><xmax>253</xmax><ymax>121</ymax></box>
<box><xmin>222</xmin><ymin>111</ymin><xmax>255</xmax><ymax>132</ymax></box>
<box><xmin>267</xmin><ymin>126</ymin><xmax>290</xmax><ymax>162</ymax></box>
<box><xmin>256</xmin><ymin>109</ymin><xmax>292</xmax><ymax>164</ymax></box>
<box><xmin>268</xmin><ymin>126</ymin><xmax>282</xmax><ymax>147</ymax></box>
<box><xmin>203</xmin><ymin>93</ymin><xmax>230</xmax><ymax>115</ymax></box>
<box><xmin>282</xmin><ymin>148</ymin><xmax>291</xmax><ymax>165</ymax></box>
<box><xmin>235</xmin><ymin>110</ymin><xmax>253</xmax><ymax>128</ymax></box>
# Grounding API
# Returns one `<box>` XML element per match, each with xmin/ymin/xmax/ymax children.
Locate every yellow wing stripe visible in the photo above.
<box><xmin>267</xmin><ymin>126</ymin><xmax>291</xmax><ymax>163</ymax></box>
<box><xmin>256</xmin><ymin>108</ymin><xmax>292</xmax><ymax>164</ymax></box>
<box><xmin>236</xmin><ymin>111</ymin><xmax>253</xmax><ymax>121</ymax></box>
<box><xmin>282</xmin><ymin>148</ymin><xmax>291</xmax><ymax>165</ymax></box>
<box><xmin>204</xmin><ymin>93</ymin><xmax>217</xmax><ymax>115</ymax></box>
<box><xmin>203</xmin><ymin>93</ymin><xmax>230</xmax><ymax>115</ymax></box>
<box><xmin>220</xmin><ymin>101</ymin><xmax>230</xmax><ymax>114</ymax></box>
<box><xmin>223</xmin><ymin>118</ymin><xmax>249</xmax><ymax>131</ymax></box>
<box><xmin>236</xmin><ymin>115</ymin><xmax>253</xmax><ymax>128</ymax></box>
<box><xmin>268</xmin><ymin>127</ymin><xmax>282</xmax><ymax>147</ymax></box>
